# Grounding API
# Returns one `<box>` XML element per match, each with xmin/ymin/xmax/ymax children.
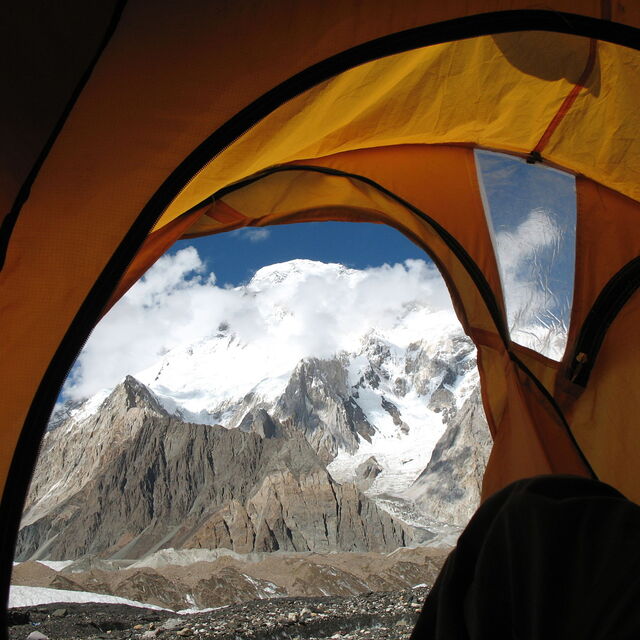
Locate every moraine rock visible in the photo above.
<box><xmin>11</xmin><ymin>547</ymin><xmax>449</xmax><ymax>611</ymax></box>
<box><xmin>7</xmin><ymin>587</ymin><xmax>436</xmax><ymax>640</ymax></box>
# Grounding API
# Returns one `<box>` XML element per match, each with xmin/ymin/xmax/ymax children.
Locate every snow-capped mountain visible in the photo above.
<box><xmin>95</xmin><ymin>261</ymin><xmax>476</xmax><ymax>486</ymax></box>
<box><xmin>19</xmin><ymin>260</ymin><xmax>491</xmax><ymax>560</ymax></box>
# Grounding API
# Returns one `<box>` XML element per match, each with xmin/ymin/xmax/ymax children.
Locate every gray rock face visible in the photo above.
<box><xmin>21</xmin><ymin>316</ymin><xmax>493</xmax><ymax>561</ymax></box>
<box><xmin>238</xmin><ymin>408</ymin><xmax>282</xmax><ymax>438</ymax></box>
<box><xmin>380</xmin><ymin>398</ymin><xmax>409</xmax><ymax>434</ymax></box>
<box><xmin>428</xmin><ymin>385</ymin><xmax>456</xmax><ymax>424</ymax></box>
<box><xmin>404</xmin><ymin>388</ymin><xmax>492</xmax><ymax>526</ymax></box>
<box><xmin>21</xmin><ymin>376</ymin><xmax>169</xmax><ymax>529</ymax></box>
<box><xmin>16</xmin><ymin>378</ymin><xmax>409</xmax><ymax>560</ymax></box>
<box><xmin>274</xmin><ymin>358</ymin><xmax>375</xmax><ymax>464</ymax></box>
<box><xmin>355</xmin><ymin>457</ymin><xmax>383</xmax><ymax>491</ymax></box>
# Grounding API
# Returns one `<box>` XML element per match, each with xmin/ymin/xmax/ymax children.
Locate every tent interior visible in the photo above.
<box><xmin>2</xmin><ymin>2</ymin><xmax>639</xmax><ymax>632</ymax></box>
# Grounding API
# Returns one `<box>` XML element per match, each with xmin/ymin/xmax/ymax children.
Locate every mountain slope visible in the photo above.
<box><xmin>20</xmin><ymin>259</ymin><xmax>492</xmax><ymax>560</ymax></box>
<box><xmin>17</xmin><ymin>379</ymin><xmax>410</xmax><ymax>560</ymax></box>
<box><xmin>403</xmin><ymin>388</ymin><xmax>492</xmax><ymax>526</ymax></box>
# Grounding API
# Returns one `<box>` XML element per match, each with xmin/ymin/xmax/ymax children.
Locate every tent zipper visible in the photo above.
<box><xmin>569</xmin><ymin>256</ymin><xmax>640</xmax><ymax>386</ymax></box>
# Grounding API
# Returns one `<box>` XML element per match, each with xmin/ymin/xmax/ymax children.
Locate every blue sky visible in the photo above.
<box><xmin>171</xmin><ymin>221</ymin><xmax>429</xmax><ymax>287</ymax></box>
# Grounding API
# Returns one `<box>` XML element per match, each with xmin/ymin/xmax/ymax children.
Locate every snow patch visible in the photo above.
<box><xmin>9</xmin><ymin>585</ymin><xmax>169</xmax><ymax>610</ymax></box>
<box><xmin>34</xmin><ymin>560</ymin><xmax>75</xmax><ymax>571</ymax></box>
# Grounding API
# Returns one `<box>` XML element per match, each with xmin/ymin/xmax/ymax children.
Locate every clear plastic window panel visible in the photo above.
<box><xmin>475</xmin><ymin>149</ymin><xmax>577</xmax><ymax>360</ymax></box>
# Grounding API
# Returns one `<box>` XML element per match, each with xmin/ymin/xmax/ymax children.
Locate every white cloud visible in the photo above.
<box><xmin>236</xmin><ymin>228</ymin><xmax>271</xmax><ymax>243</ymax></box>
<box><xmin>495</xmin><ymin>208</ymin><xmax>559</xmax><ymax>273</ymax></box>
<box><xmin>63</xmin><ymin>250</ymin><xmax>454</xmax><ymax>401</ymax></box>
<box><xmin>494</xmin><ymin>208</ymin><xmax>568</xmax><ymax>357</ymax></box>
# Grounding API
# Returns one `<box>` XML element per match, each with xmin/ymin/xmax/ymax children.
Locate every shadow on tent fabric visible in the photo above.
<box><xmin>411</xmin><ymin>475</ymin><xmax>640</xmax><ymax>639</ymax></box>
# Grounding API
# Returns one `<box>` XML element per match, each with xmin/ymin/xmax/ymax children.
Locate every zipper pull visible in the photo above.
<box><xmin>571</xmin><ymin>352</ymin><xmax>588</xmax><ymax>384</ymax></box>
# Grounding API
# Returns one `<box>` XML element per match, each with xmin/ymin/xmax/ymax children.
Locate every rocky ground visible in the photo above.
<box><xmin>8</xmin><ymin>588</ymin><xmax>429</xmax><ymax>640</ymax></box>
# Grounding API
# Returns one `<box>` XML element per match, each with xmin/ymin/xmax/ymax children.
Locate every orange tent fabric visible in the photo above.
<box><xmin>2</xmin><ymin>2</ymin><xmax>639</xmax><ymax>630</ymax></box>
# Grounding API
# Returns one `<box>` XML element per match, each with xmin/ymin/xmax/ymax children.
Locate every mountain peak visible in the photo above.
<box><xmin>248</xmin><ymin>260</ymin><xmax>353</xmax><ymax>290</ymax></box>
<box><xmin>111</xmin><ymin>375</ymin><xmax>167</xmax><ymax>415</ymax></box>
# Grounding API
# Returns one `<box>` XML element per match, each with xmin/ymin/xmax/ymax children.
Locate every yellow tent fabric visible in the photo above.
<box><xmin>2</xmin><ymin>1</ymin><xmax>640</xmax><ymax>629</ymax></box>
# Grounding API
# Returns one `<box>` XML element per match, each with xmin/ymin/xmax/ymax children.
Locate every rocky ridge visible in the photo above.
<box><xmin>403</xmin><ymin>388</ymin><xmax>492</xmax><ymax>526</ymax></box>
<box><xmin>18</xmin><ymin>343</ymin><xmax>490</xmax><ymax>562</ymax></box>
<box><xmin>18</xmin><ymin>260</ymin><xmax>493</xmax><ymax>567</ymax></box>
<box><xmin>17</xmin><ymin>378</ymin><xmax>410</xmax><ymax>560</ymax></box>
